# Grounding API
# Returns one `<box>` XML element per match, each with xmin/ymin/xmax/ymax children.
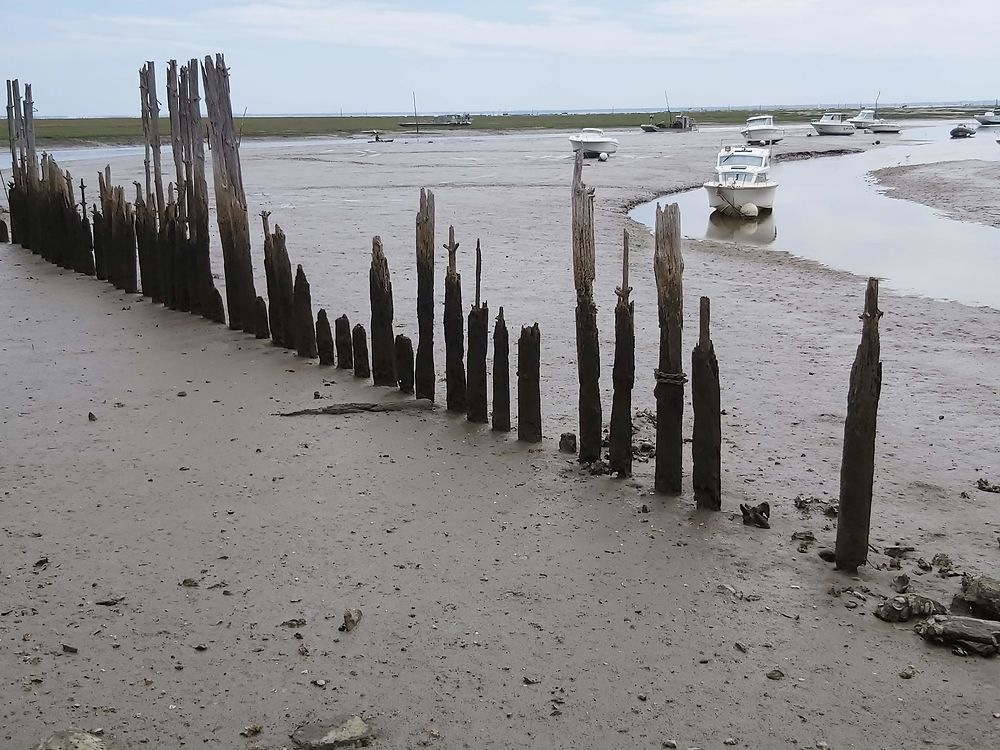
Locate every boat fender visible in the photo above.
<box><xmin>740</xmin><ymin>203</ymin><xmax>759</xmax><ymax>219</ymax></box>
<box><xmin>598</xmin><ymin>152</ymin><xmax>609</xmax><ymax>162</ymax></box>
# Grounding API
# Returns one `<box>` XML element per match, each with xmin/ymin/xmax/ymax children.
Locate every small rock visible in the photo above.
<box><xmin>558</xmin><ymin>432</ymin><xmax>577</xmax><ymax>454</ymax></box>
<box><xmin>640</xmin><ymin>504</ymin><xmax>650</xmax><ymax>514</ymax></box>
<box><xmin>177</xmin><ymin>390</ymin><xmax>187</xmax><ymax>397</ymax></box>
<box><xmin>87</xmin><ymin>412</ymin><xmax>97</xmax><ymax>422</ymax></box>
<box><xmin>662</xmin><ymin>742</ymin><xmax>678</xmax><ymax>749</ymax></box>
<box><xmin>816</xmin><ymin>743</ymin><xmax>830</xmax><ymax>750</ymax></box>
<box><xmin>179</xmin><ymin>578</ymin><xmax>199</xmax><ymax>588</ymax></box>
<box><xmin>282</xmin><ymin>618</ymin><xmax>307</xmax><ymax>628</ymax></box>
<box><xmin>884</xmin><ymin>545</ymin><xmax>914</xmax><ymax>559</ymax></box>
<box><xmin>891</xmin><ymin>574</ymin><xmax>910</xmax><ymax>594</ymax></box>
<box><xmin>292</xmin><ymin>715</ymin><xmax>371</xmax><ymax>749</ymax></box>
<box><xmin>916</xmin><ymin>558</ymin><xmax>932</xmax><ymax>572</ymax></box>
<box><xmin>734</xmin><ymin>641</ymin><xmax>749</xmax><ymax>653</ymax></box>
<box><xmin>976</xmin><ymin>478</ymin><xmax>1000</xmax><ymax>494</ymax></box>
<box><xmin>588</xmin><ymin>459</ymin><xmax>609</xmax><ymax>476</ymax></box>
<box><xmin>61</xmin><ymin>644</ymin><xmax>78</xmax><ymax>654</ymax></box>
<box><xmin>637</xmin><ymin>693</ymin><xmax>647</xmax><ymax>702</ymax></box>
<box><xmin>724</xmin><ymin>739</ymin><xmax>738</xmax><ymax>746</ymax></box>
<box><xmin>34</xmin><ymin>730</ymin><xmax>118</xmax><ymax>750</ymax></box>
<box><xmin>522</xmin><ymin>675</ymin><xmax>541</xmax><ymax>685</ymax></box>
<box><xmin>338</xmin><ymin>608</ymin><xmax>362</xmax><ymax>633</ymax></box>
<box><xmin>240</xmin><ymin>725</ymin><xmax>263</xmax><ymax>738</ymax></box>
<box><xmin>899</xmin><ymin>664</ymin><xmax>917</xmax><ymax>679</ymax></box>
<box><xmin>791</xmin><ymin>531</ymin><xmax>815</xmax><ymax>542</ymax></box>
<box><xmin>740</xmin><ymin>502</ymin><xmax>770</xmax><ymax>529</ymax></box>
<box><xmin>765</xmin><ymin>668</ymin><xmax>784</xmax><ymax>681</ymax></box>
<box><xmin>817</xmin><ymin>548</ymin><xmax>836</xmax><ymax>563</ymax></box>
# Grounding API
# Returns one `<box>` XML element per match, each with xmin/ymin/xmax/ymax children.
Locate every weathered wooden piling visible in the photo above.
<box><xmin>352</xmin><ymin>324</ymin><xmax>371</xmax><ymax>379</ymax></box>
<box><xmin>254</xmin><ymin>296</ymin><xmax>270</xmax><ymax>339</ymax></box>
<box><xmin>415</xmin><ymin>188</ymin><xmax>436</xmax><ymax>401</ymax></box>
<box><xmin>133</xmin><ymin>183</ymin><xmax>160</xmax><ymax>301</ymax></box>
<box><xmin>654</xmin><ymin>203</ymin><xmax>685</xmax><ymax>495</ymax></box>
<box><xmin>395</xmin><ymin>335</ymin><xmax>415</xmax><ymax>394</ymax></box>
<box><xmin>492</xmin><ymin>307</ymin><xmax>511</xmax><ymax>432</ymax></box>
<box><xmin>263</xmin><ymin>222</ymin><xmax>295</xmax><ymax>349</ymax></box>
<box><xmin>691</xmin><ymin>296</ymin><xmax>721</xmax><ymax>509</ymax></box>
<box><xmin>369</xmin><ymin>236</ymin><xmax>396</xmax><ymax>386</ymax></box>
<box><xmin>316</xmin><ymin>309</ymin><xmax>335</xmax><ymax>365</ymax></box>
<box><xmin>517</xmin><ymin>323</ymin><xmax>542</xmax><ymax>442</ymax></box>
<box><xmin>467</xmin><ymin>240</ymin><xmax>489</xmax><ymax>423</ymax></box>
<box><xmin>835</xmin><ymin>278</ymin><xmax>883</xmax><ymax>572</ymax></box>
<box><xmin>443</xmin><ymin>226</ymin><xmax>467</xmax><ymax>411</ymax></box>
<box><xmin>609</xmin><ymin>230</ymin><xmax>635</xmax><ymax>477</ymax></box>
<box><xmin>571</xmin><ymin>151</ymin><xmax>602</xmax><ymax>463</ymax></box>
<box><xmin>0</xmin><ymin>220</ymin><xmax>8</xmax><ymax>243</ymax></box>
<box><xmin>293</xmin><ymin>264</ymin><xmax>317</xmax><ymax>358</ymax></box>
<box><xmin>335</xmin><ymin>315</ymin><xmax>353</xmax><ymax>369</ymax></box>
<box><xmin>202</xmin><ymin>53</ymin><xmax>256</xmax><ymax>333</ymax></box>
<box><xmin>181</xmin><ymin>59</ymin><xmax>216</xmax><ymax>319</ymax></box>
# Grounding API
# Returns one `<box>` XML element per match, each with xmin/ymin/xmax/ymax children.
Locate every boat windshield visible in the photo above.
<box><xmin>720</xmin><ymin>153</ymin><xmax>764</xmax><ymax>167</ymax></box>
<box><xmin>747</xmin><ymin>117</ymin><xmax>772</xmax><ymax>125</ymax></box>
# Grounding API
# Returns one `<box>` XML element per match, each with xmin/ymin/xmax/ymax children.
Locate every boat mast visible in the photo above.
<box><xmin>412</xmin><ymin>91</ymin><xmax>419</xmax><ymax>136</ymax></box>
<box><xmin>874</xmin><ymin>91</ymin><xmax>880</xmax><ymax>119</ymax></box>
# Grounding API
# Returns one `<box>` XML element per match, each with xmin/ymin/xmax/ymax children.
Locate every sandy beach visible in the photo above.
<box><xmin>2</xmin><ymin>127</ymin><xmax>999</xmax><ymax>749</ymax></box>
<box><xmin>875</xmin><ymin>158</ymin><xmax>1000</xmax><ymax>230</ymax></box>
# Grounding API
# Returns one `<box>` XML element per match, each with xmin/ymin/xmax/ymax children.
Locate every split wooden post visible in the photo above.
<box><xmin>609</xmin><ymin>229</ymin><xmax>635</xmax><ymax>477</ymax></box>
<box><xmin>467</xmin><ymin>240</ymin><xmax>489</xmax><ymax>423</ymax></box>
<box><xmin>691</xmin><ymin>296</ymin><xmax>721</xmax><ymax>509</ymax></box>
<box><xmin>415</xmin><ymin>188</ymin><xmax>435</xmax><ymax>400</ymax></box>
<box><xmin>395</xmin><ymin>334</ymin><xmax>415</xmax><ymax>394</ymax></box>
<box><xmin>202</xmin><ymin>53</ymin><xmax>257</xmax><ymax>333</ymax></box>
<box><xmin>571</xmin><ymin>151</ymin><xmax>602</xmax><ymax>463</ymax></box>
<box><xmin>293</xmin><ymin>264</ymin><xmax>317</xmax><ymax>358</ymax></box>
<box><xmin>267</xmin><ymin>223</ymin><xmax>295</xmax><ymax>349</ymax></box>
<box><xmin>517</xmin><ymin>323</ymin><xmax>542</xmax><ymax>442</ymax></box>
<box><xmin>654</xmin><ymin>203</ymin><xmax>685</xmax><ymax>495</ymax></box>
<box><xmin>443</xmin><ymin>225</ymin><xmax>467</xmax><ymax>411</ymax></box>
<box><xmin>835</xmin><ymin>278</ymin><xmax>883</xmax><ymax>572</ymax></box>
<box><xmin>316</xmin><ymin>309</ymin><xmax>335</xmax><ymax>365</ymax></box>
<box><xmin>370</xmin><ymin>236</ymin><xmax>396</xmax><ymax>385</ymax></box>
<box><xmin>182</xmin><ymin>59</ymin><xmax>217</xmax><ymax>320</ymax></box>
<box><xmin>352</xmin><ymin>324</ymin><xmax>371</xmax><ymax>379</ymax></box>
<box><xmin>335</xmin><ymin>315</ymin><xmax>353</xmax><ymax>369</ymax></box>
<box><xmin>261</xmin><ymin>212</ymin><xmax>280</xmax><ymax>342</ymax></box>
<box><xmin>492</xmin><ymin>307</ymin><xmax>511</xmax><ymax>432</ymax></box>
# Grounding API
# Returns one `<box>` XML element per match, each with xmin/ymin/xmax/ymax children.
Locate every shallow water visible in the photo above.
<box><xmin>629</xmin><ymin>123</ymin><xmax>1000</xmax><ymax>309</ymax></box>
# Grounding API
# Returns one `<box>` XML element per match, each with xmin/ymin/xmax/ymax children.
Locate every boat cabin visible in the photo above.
<box><xmin>745</xmin><ymin>115</ymin><xmax>775</xmax><ymax>127</ymax></box>
<box><xmin>850</xmin><ymin>110</ymin><xmax>876</xmax><ymax>125</ymax></box>
<box><xmin>817</xmin><ymin>112</ymin><xmax>849</xmax><ymax>124</ymax></box>
<box><xmin>714</xmin><ymin>146</ymin><xmax>772</xmax><ymax>185</ymax></box>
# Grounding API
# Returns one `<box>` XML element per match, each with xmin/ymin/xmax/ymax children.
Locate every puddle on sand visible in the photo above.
<box><xmin>629</xmin><ymin>123</ymin><xmax>1000</xmax><ymax>310</ymax></box>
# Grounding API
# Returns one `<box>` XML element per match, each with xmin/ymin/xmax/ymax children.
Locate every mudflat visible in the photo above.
<box><xmin>2</xmin><ymin>127</ymin><xmax>999</xmax><ymax>749</ymax></box>
<box><xmin>875</xmin><ymin>158</ymin><xmax>1000</xmax><ymax>230</ymax></box>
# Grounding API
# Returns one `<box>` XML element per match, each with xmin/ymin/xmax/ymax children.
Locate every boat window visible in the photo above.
<box><xmin>722</xmin><ymin>172</ymin><xmax>755</xmax><ymax>184</ymax></box>
<box><xmin>720</xmin><ymin>154</ymin><xmax>764</xmax><ymax>166</ymax></box>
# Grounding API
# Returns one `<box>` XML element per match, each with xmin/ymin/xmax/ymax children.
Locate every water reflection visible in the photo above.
<box><xmin>706</xmin><ymin>210</ymin><xmax>777</xmax><ymax>244</ymax></box>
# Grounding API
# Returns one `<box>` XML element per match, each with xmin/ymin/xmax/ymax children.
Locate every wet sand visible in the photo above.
<box><xmin>2</xmin><ymin>128</ymin><xmax>1000</xmax><ymax>748</ymax></box>
<box><xmin>875</xmin><ymin>158</ymin><xmax>1000</xmax><ymax>230</ymax></box>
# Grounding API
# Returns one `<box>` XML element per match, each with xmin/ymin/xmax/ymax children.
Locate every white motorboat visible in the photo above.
<box><xmin>849</xmin><ymin>109</ymin><xmax>877</xmax><ymax>128</ymax></box>
<box><xmin>811</xmin><ymin>112</ymin><xmax>856</xmax><ymax>135</ymax></box>
<box><xmin>741</xmin><ymin>115</ymin><xmax>785</xmax><ymax>145</ymax></box>
<box><xmin>974</xmin><ymin>110</ymin><xmax>1000</xmax><ymax>126</ymax></box>
<box><xmin>569</xmin><ymin>128</ymin><xmax>619</xmax><ymax>157</ymax></box>
<box><xmin>703</xmin><ymin>145</ymin><xmax>777</xmax><ymax>217</ymax></box>
<box><xmin>867</xmin><ymin>119</ymin><xmax>902</xmax><ymax>133</ymax></box>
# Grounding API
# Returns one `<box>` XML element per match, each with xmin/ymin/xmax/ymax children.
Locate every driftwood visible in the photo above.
<box><xmin>874</xmin><ymin>593</ymin><xmax>946</xmax><ymax>623</ymax></box>
<box><xmin>352</xmin><ymin>324</ymin><xmax>371</xmax><ymax>379</ymax></box>
<box><xmin>692</xmin><ymin>296</ymin><xmax>721</xmax><ymax>509</ymax></box>
<box><xmin>915</xmin><ymin>614</ymin><xmax>1000</xmax><ymax>656</ymax></box>
<box><xmin>608</xmin><ymin>229</ymin><xmax>634</xmax><ymax>477</ymax></box>
<box><xmin>571</xmin><ymin>151</ymin><xmax>601</xmax><ymax>463</ymax></box>
<box><xmin>835</xmin><ymin>278</ymin><xmax>883</xmax><ymax>572</ymax></box>
<box><xmin>654</xmin><ymin>203</ymin><xmax>685</xmax><ymax>494</ymax></box>
<box><xmin>369</xmin><ymin>237</ymin><xmax>396</xmax><ymax>386</ymax></box>
<box><xmin>395</xmin><ymin>334</ymin><xmax>415</xmax><ymax>394</ymax></box>
<box><xmin>316</xmin><ymin>309</ymin><xmax>335</xmax><ymax>366</ymax></box>
<box><xmin>517</xmin><ymin>323</ymin><xmax>541</xmax><ymax>442</ymax></box>
<box><xmin>415</xmin><ymin>188</ymin><xmax>435</xmax><ymax>400</ymax></box>
<box><xmin>466</xmin><ymin>240</ymin><xmax>488</xmax><ymax>423</ymax></box>
<box><xmin>293</xmin><ymin>264</ymin><xmax>317</xmax><ymax>358</ymax></box>
<box><xmin>443</xmin><ymin>226</ymin><xmax>467</xmax><ymax>411</ymax></box>
<box><xmin>956</xmin><ymin>574</ymin><xmax>1000</xmax><ymax>620</ymax></box>
<box><xmin>492</xmin><ymin>307</ymin><xmax>511</xmax><ymax>432</ymax></box>
<box><xmin>279</xmin><ymin>400</ymin><xmax>435</xmax><ymax>417</ymax></box>
<box><xmin>253</xmin><ymin>295</ymin><xmax>270</xmax><ymax>339</ymax></box>
<box><xmin>335</xmin><ymin>315</ymin><xmax>353</xmax><ymax>369</ymax></box>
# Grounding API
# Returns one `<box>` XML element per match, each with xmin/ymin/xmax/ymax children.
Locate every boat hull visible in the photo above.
<box><xmin>569</xmin><ymin>137</ymin><xmax>619</xmax><ymax>156</ymax></box>
<box><xmin>704</xmin><ymin>183</ymin><xmax>777</xmax><ymax>215</ymax></box>
<box><xmin>974</xmin><ymin>115</ymin><xmax>1000</xmax><ymax>125</ymax></box>
<box><xmin>811</xmin><ymin>122</ymin><xmax>856</xmax><ymax>135</ymax></box>
<box><xmin>741</xmin><ymin>126</ymin><xmax>784</xmax><ymax>144</ymax></box>
<box><xmin>866</xmin><ymin>122</ymin><xmax>901</xmax><ymax>133</ymax></box>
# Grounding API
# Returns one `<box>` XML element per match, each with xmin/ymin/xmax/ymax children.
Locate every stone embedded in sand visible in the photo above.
<box><xmin>34</xmin><ymin>730</ymin><xmax>118</xmax><ymax>750</ymax></box>
<box><xmin>558</xmin><ymin>432</ymin><xmax>577</xmax><ymax>454</ymax></box>
<box><xmin>339</xmin><ymin>608</ymin><xmax>363</xmax><ymax>633</ymax></box>
<box><xmin>291</xmin><ymin>715</ymin><xmax>371</xmax><ymax>749</ymax></box>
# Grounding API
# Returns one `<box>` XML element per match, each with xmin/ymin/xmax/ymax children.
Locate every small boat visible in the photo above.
<box><xmin>974</xmin><ymin>110</ymin><xmax>1000</xmax><ymax>126</ymax></box>
<box><xmin>569</xmin><ymin>128</ymin><xmax>619</xmax><ymax>157</ymax></box>
<box><xmin>640</xmin><ymin>121</ymin><xmax>665</xmax><ymax>133</ymax></box>
<box><xmin>741</xmin><ymin>114</ymin><xmax>784</xmax><ymax>145</ymax></box>
<box><xmin>950</xmin><ymin>123</ymin><xmax>977</xmax><ymax>138</ymax></box>
<box><xmin>811</xmin><ymin>112</ymin><xmax>856</xmax><ymax>136</ymax></box>
<box><xmin>639</xmin><ymin>113</ymin><xmax>696</xmax><ymax>132</ymax></box>
<box><xmin>866</xmin><ymin>120</ymin><xmax>902</xmax><ymax>134</ymax></box>
<box><xmin>703</xmin><ymin>145</ymin><xmax>777</xmax><ymax>217</ymax></box>
<box><xmin>367</xmin><ymin>130</ymin><xmax>394</xmax><ymax>143</ymax></box>
<box><xmin>849</xmin><ymin>109</ymin><xmax>877</xmax><ymax>128</ymax></box>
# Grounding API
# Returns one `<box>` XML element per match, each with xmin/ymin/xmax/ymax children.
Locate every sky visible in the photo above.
<box><xmin>5</xmin><ymin>0</ymin><xmax>1000</xmax><ymax>117</ymax></box>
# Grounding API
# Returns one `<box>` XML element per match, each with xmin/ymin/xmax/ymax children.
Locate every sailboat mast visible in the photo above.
<box><xmin>413</xmin><ymin>91</ymin><xmax>419</xmax><ymax>136</ymax></box>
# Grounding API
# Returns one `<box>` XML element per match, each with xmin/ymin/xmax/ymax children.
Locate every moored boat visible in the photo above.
<box><xmin>741</xmin><ymin>115</ymin><xmax>785</xmax><ymax>145</ymax></box>
<box><xmin>811</xmin><ymin>112</ymin><xmax>855</xmax><ymax>136</ymax></box>
<box><xmin>974</xmin><ymin>110</ymin><xmax>1000</xmax><ymax>126</ymax></box>
<box><xmin>950</xmin><ymin>123</ymin><xmax>977</xmax><ymax>138</ymax></box>
<box><xmin>569</xmin><ymin>128</ymin><xmax>619</xmax><ymax>157</ymax></box>
<box><xmin>703</xmin><ymin>144</ymin><xmax>777</xmax><ymax>218</ymax></box>
<box><xmin>849</xmin><ymin>109</ymin><xmax>877</xmax><ymax>128</ymax></box>
<box><xmin>866</xmin><ymin>120</ymin><xmax>902</xmax><ymax>134</ymax></box>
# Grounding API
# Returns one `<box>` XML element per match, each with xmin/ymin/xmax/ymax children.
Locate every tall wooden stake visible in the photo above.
<box><xmin>691</xmin><ymin>296</ymin><xmax>721</xmax><ymax>509</ymax></box>
<box><xmin>654</xmin><ymin>203</ymin><xmax>685</xmax><ymax>495</ymax></box>
<box><xmin>352</xmin><ymin>324</ymin><xmax>371</xmax><ymax>379</ymax></box>
<box><xmin>370</xmin><ymin>236</ymin><xmax>396</xmax><ymax>386</ymax></box>
<box><xmin>415</xmin><ymin>188</ymin><xmax>435</xmax><ymax>400</ymax></box>
<box><xmin>835</xmin><ymin>278</ymin><xmax>883</xmax><ymax>572</ymax></box>
<box><xmin>492</xmin><ymin>307</ymin><xmax>511</xmax><ymax>432</ymax></box>
<box><xmin>293</xmin><ymin>264</ymin><xmax>317</xmax><ymax>358</ymax></box>
<box><xmin>467</xmin><ymin>240</ymin><xmax>489</xmax><ymax>423</ymax></box>
<box><xmin>443</xmin><ymin>225</ymin><xmax>467</xmax><ymax>411</ymax></box>
<box><xmin>571</xmin><ymin>151</ymin><xmax>601</xmax><ymax>463</ymax></box>
<box><xmin>517</xmin><ymin>323</ymin><xmax>542</xmax><ymax>442</ymax></box>
<box><xmin>609</xmin><ymin>229</ymin><xmax>635</xmax><ymax>477</ymax></box>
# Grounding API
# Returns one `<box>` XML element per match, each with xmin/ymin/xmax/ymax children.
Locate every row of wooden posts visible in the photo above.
<box><xmin>3</xmin><ymin>56</ymin><xmax>883</xmax><ymax>574</ymax></box>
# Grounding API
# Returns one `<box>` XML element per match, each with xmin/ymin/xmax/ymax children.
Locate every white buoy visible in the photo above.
<box><xmin>739</xmin><ymin>203</ymin><xmax>759</xmax><ymax>219</ymax></box>
<box><xmin>598</xmin><ymin>152</ymin><xmax>609</xmax><ymax>162</ymax></box>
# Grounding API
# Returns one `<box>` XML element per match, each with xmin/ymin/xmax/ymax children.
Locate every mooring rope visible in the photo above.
<box><xmin>654</xmin><ymin>369</ymin><xmax>688</xmax><ymax>386</ymax></box>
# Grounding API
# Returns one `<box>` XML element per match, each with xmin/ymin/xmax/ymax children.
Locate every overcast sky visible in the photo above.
<box><xmin>6</xmin><ymin>0</ymin><xmax>1000</xmax><ymax>117</ymax></box>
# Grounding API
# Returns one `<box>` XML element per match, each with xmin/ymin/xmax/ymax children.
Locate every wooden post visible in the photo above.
<box><xmin>133</xmin><ymin>181</ymin><xmax>159</xmax><ymax>300</ymax></box>
<box><xmin>142</xmin><ymin>63</ymin><xmax>165</xmax><ymax>223</ymax></box>
<box><xmin>691</xmin><ymin>296</ymin><xmax>721</xmax><ymax>509</ymax></box>
<box><xmin>269</xmin><ymin>224</ymin><xmax>295</xmax><ymax>349</ymax></box>
<box><xmin>352</xmin><ymin>324</ymin><xmax>371</xmax><ymax>379</ymax></box>
<box><xmin>254</xmin><ymin>295</ymin><xmax>270</xmax><ymax>339</ymax></box>
<box><xmin>261</xmin><ymin>211</ymin><xmax>280</xmax><ymax>342</ymax></box>
<box><xmin>369</xmin><ymin>236</ymin><xmax>396</xmax><ymax>386</ymax></box>
<box><xmin>395</xmin><ymin>334</ymin><xmax>415</xmax><ymax>394</ymax></box>
<box><xmin>183</xmin><ymin>60</ymin><xmax>216</xmax><ymax>320</ymax></box>
<box><xmin>415</xmin><ymin>188</ymin><xmax>435</xmax><ymax>400</ymax></box>
<box><xmin>202</xmin><ymin>53</ymin><xmax>257</xmax><ymax>333</ymax></box>
<box><xmin>492</xmin><ymin>307</ymin><xmax>511</xmax><ymax>432</ymax></box>
<box><xmin>335</xmin><ymin>315</ymin><xmax>353</xmax><ymax>369</ymax></box>
<box><xmin>571</xmin><ymin>151</ymin><xmax>602</xmax><ymax>463</ymax></box>
<box><xmin>0</xmin><ymin>220</ymin><xmax>7</xmax><ymax>243</ymax></box>
<box><xmin>517</xmin><ymin>323</ymin><xmax>541</xmax><ymax>442</ymax></box>
<box><xmin>316</xmin><ymin>309</ymin><xmax>335</xmax><ymax>365</ymax></box>
<box><xmin>654</xmin><ymin>203</ymin><xmax>685</xmax><ymax>495</ymax></box>
<box><xmin>443</xmin><ymin>225</ymin><xmax>467</xmax><ymax>411</ymax></box>
<box><xmin>293</xmin><ymin>265</ymin><xmax>317</xmax><ymax>358</ymax></box>
<box><xmin>467</xmin><ymin>240</ymin><xmax>489</xmax><ymax>423</ymax></box>
<box><xmin>609</xmin><ymin>229</ymin><xmax>635</xmax><ymax>477</ymax></box>
<box><xmin>835</xmin><ymin>278</ymin><xmax>883</xmax><ymax>572</ymax></box>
